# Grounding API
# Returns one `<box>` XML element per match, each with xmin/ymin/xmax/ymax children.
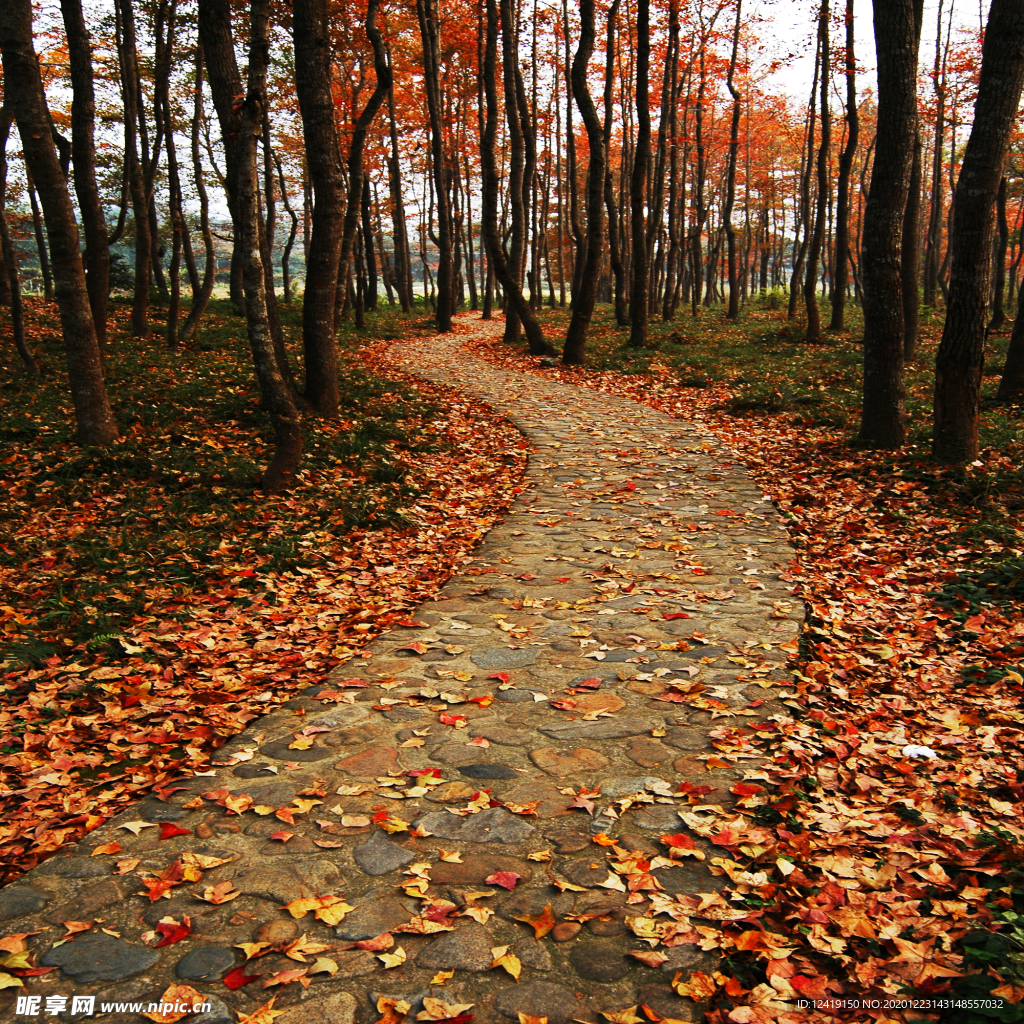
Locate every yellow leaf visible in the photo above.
<box><xmin>526</xmin><ymin>850</ymin><xmax>552</xmax><ymax>862</ymax></box>
<box><xmin>599</xmin><ymin>1008</ymin><xmax>644</xmax><ymax>1024</ymax></box>
<box><xmin>140</xmin><ymin>984</ymin><xmax>207</xmax><ymax>1023</ymax></box>
<box><xmin>430</xmin><ymin>969</ymin><xmax>454</xmax><ymax>985</ymax></box>
<box><xmin>417</xmin><ymin>997</ymin><xmax>475</xmax><ymax>1020</ymax></box>
<box><xmin>378</xmin><ymin>946</ymin><xmax>407</xmax><ymax>969</ymax></box>
<box><xmin>237</xmin><ymin>996</ymin><xmax>286</xmax><ymax>1024</ymax></box>
<box><xmin>308</xmin><ymin>957</ymin><xmax>338</xmax><ymax>975</ymax></box>
<box><xmin>0</xmin><ymin>973</ymin><xmax>24</xmax><ymax>991</ymax></box>
<box><xmin>341</xmin><ymin>814</ymin><xmax>371</xmax><ymax>827</ymax></box>
<box><xmin>288</xmin><ymin>735</ymin><xmax>315</xmax><ymax>750</ymax></box>
<box><xmin>492</xmin><ymin>952</ymin><xmax>522</xmax><ymax>981</ymax></box>
<box><xmin>439</xmin><ymin>850</ymin><xmax>463</xmax><ymax>863</ymax></box>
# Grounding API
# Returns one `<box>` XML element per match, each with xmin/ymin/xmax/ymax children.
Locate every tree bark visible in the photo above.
<box><xmin>989</xmin><ymin>174</ymin><xmax>1009</xmax><ymax>330</ymax></box>
<box><xmin>627</xmin><ymin>0</ymin><xmax>651</xmax><ymax>348</ymax></box>
<box><xmin>481</xmin><ymin>0</ymin><xmax>552</xmax><ymax>356</ymax></box>
<box><xmin>998</xmin><ymin>281</ymin><xmax>1024</xmax><ymax>400</ymax></box>
<box><xmin>934</xmin><ymin>0</ymin><xmax>1024</xmax><ymax>463</ymax></box>
<box><xmin>418</xmin><ymin>0</ymin><xmax>456</xmax><ymax>332</ymax></box>
<box><xmin>723</xmin><ymin>0</ymin><xmax>743</xmax><ymax>321</ymax></box>
<box><xmin>562</xmin><ymin>0</ymin><xmax>605</xmax><ymax>365</ymax></box>
<box><xmin>386</xmin><ymin>68</ymin><xmax>413</xmax><ymax>312</ymax></box>
<box><xmin>203</xmin><ymin>0</ymin><xmax>302</xmax><ymax>490</ymax></box>
<box><xmin>0</xmin><ymin>102</ymin><xmax>36</xmax><ymax>373</ymax></box>
<box><xmin>858</xmin><ymin>0</ymin><xmax>922</xmax><ymax>448</ymax></box>
<box><xmin>0</xmin><ymin>0</ymin><xmax>117</xmax><ymax>442</ymax></box>
<box><xmin>60</xmin><ymin>0</ymin><xmax>108</xmax><ymax>347</ymax></box>
<box><xmin>830</xmin><ymin>0</ymin><xmax>859</xmax><ymax>331</ymax></box>
<box><xmin>292</xmin><ymin>0</ymin><xmax>344</xmax><ymax>416</ymax></box>
<box><xmin>804</xmin><ymin>0</ymin><xmax>830</xmax><ymax>341</ymax></box>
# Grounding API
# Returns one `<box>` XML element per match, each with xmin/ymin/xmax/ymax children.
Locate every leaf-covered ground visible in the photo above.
<box><xmin>0</xmin><ymin>299</ymin><xmax>526</xmax><ymax>884</ymax></box>
<box><xmin>465</xmin><ymin>303</ymin><xmax>1024</xmax><ymax>1024</ymax></box>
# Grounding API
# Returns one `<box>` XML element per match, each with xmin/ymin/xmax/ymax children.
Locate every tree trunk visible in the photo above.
<box><xmin>0</xmin><ymin>103</ymin><xmax>37</xmax><ymax>373</ymax></box>
<box><xmin>858</xmin><ymin>0</ymin><xmax>923</xmax><ymax>448</ymax></box>
<box><xmin>116</xmin><ymin>0</ymin><xmax>151</xmax><ymax>335</ymax></box>
<box><xmin>627</xmin><ymin>0</ymin><xmax>651</xmax><ymax>348</ymax></box>
<box><xmin>562</xmin><ymin>0</ymin><xmax>605</xmax><ymax>365</ymax></box>
<box><xmin>0</xmin><ymin>0</ymin><xmax>117</xmax><ymax>442</ymax></box>
<box><xmin>723</xmin><ymin>0</ymin><xmax>743</xmax><ymax>321</ymax></box>
<box><xmin>292</xmin><ymin>0</ymin><xmax>344</xmax><ymax>416</ymax></box>
<box><xmin>204</xmin><ymin>0</ymin><xmax>302</xmax><ymax>490</ymax></box>
<box><xmin>902</xmin><ymin>122</ymin><xmax>924</xmax><ymax>357</ymax></box>
<box><xmin>989</xmin><ymin>174</ymin><xmax>1009</xmax><ymax>329</ymax></box>
<box><xmin>60</xmin><ymin>0</ymin><xmax>108</xmax><ymax>347</ymax></box>
<box><xmin>418</xmin><ymin>0</ymin><xmax>455</xmax><ymax>332</ymax></box>
<box><xmin>830</xmin><ymin>0</ymin><xmax>859</xmax><ymax>331</ymax></box>
<box><xmin>804</xmin><ymin>0</ymin><xmax>830</xmax><ymax>342</ymax></box>
<box><xmin>180</xmin><ymin>44</ymin><xmax>216</xmax><ymax>342</ymax></box>
<box><xmin>481</xmin><ymin>0</ymin><xmax>552</xmax><ymax>356</ymax></box>
<box><xmin>997</xmin><ymin>281</ymin><xmax>1024</xmax><ymax>400</ymax></box>
<box><xmin>340</xmin><ymin>0</ymin><xmax>391</xmax><ymax>325</ymax></box>
<box><xmin>933</xmin><ymin>0</ymin><xmax>1024</xmax><ymax>463</ymax></box>
<box><xmin>386</xmin><ymin>70</ymin><xmax>413</xmax><ymax>313</ymax></box>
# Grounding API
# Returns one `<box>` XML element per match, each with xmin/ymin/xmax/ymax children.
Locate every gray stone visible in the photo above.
<box><xmin>495</xmin><ymin>688</ymin><xmax>536</xmax><ymax>703</ymax></box>
<box><xmin>603</xmin><ymin>649</ymin><xmax>657</xmax><ymax>663</ymax></box>
<box><xmin>472</xmin><ymin>725</ymin><xmax>533</xmax><ymax>746</ymax></box>
<box><xmin>539</xmin><ymin>717</ymin><xmax>654</xmax><ymax>741</ymax></box>
<box><xmin>415</xmin><ymin>921</ymin><xmax>494</xmax><ymax>971</ymax></box>
<box><xmin>175</xmin><ymin>945</ymin><xmax>236</xmax><ymax>981</ymax></box>
<box><xmin>191</xmin><ymin>997</ymin><xmax>234</xmax><ymax>1024</ymax></box>
<box><xmin>40</xmin><ymin>933</ymin><xmax>159</xmax><ymax>984</ymax></box>
<box><xmin>457</xmin><ymin>763</ymin><xmax>520</xmax><ymax>779</ymax></box>
<box><xmin>674</xmin><ymin>646</ymin><xmax>729</xmax><ymax>659</ymax></box>
<box><xmin>430</xmin><ymin>855</ymin><xmax>532</xmax><ymax>886</ymax></box>
<box><xmin>37</xmin><ymin>856</ymin><xmax>108</xmax><ymax>880</ymax></box>
<box><xmin>232</xmin><ymin>763</ymin><xmax>277</xmax><ymax>778</ymax></box>
<box><xmin>236</xmin><ymin>860</ymin><xmax>341</xmax><ymax>903</ymax></box>
<box><xmin>429</xmin><ymin>743</ymin><xmax>484</xmax><ymax>765</ymax></box>
<box><xmin>598</xmin><ymin>776</ymin><xmax>668</xmax><ymax>799</ymax></box>
<box><xmin>278</xmin><ymin>991</ymin><xmax>357</xmax><ymax>1024</ymax></box>
<box><xmin>352</xmin><ymin>831</ymin><xmax>417</xmax><ymax>876</ymax></box>
<box><xmin>260</xmin><ymin>741</ymin><xmax>335</xmax><ymax>761</ymax></box>
<box><xmin>664</xmin><ymin>727</ymin><xmax>709</xmax><ymax>750</ymax></box>
<box><xmin>0</xmin><ymin>885</ymin><xmax>48</xmax><ymax>921</ymax></box>
<box><xmin>470</xmin><ymin>648</ymin><xmax>538</xmax><ymax>670</ymax></box>
<box><xmin>630</xmin><ymin>804</ymin><xmax>684</xmax><ymax>831</ymax></box>
<box><xmin>569</xmin><ymin>943</ymin><xmax>631</xmax><ymax>982</ymax></box>
<box><xmin>561</xmin><ymin>858</ymin><xmax>613</xmax><ymax>888</ymax></box>
<box><xmin>417</xmin><ymin>807</ymin><xmax>535</xmax><ymax>843</ymax></box>
<box><xmin>494</xmin><ymin>980</ymin><xmax>581</xmax><ymax>1023</ymax></box>
<box><xmin>334</xmin><ymin>895</ymin><xmax>412</xmax><ymax>940</ymax></box>
<box><xmin>513</xmin><ymin>936</ymin><xmax>552</xmax><ymax>970</ymax></box>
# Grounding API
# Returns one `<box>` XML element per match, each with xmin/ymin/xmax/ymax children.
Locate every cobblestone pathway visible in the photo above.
<box><xmin>0</xmin><ymin>316</ymin><xmax>800</xmax><ymax>1024</ymax></box>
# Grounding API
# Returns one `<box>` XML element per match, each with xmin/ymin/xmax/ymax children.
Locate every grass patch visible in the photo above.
<box><xmin>0</xmin><ymin>295</ymin><xmax>439</xmax><ymax>663</ymax></box>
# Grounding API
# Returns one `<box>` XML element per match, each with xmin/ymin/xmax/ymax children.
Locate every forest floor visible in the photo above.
<box><xmin>0</xmin><ymin>298</ymin><xmax>1022</xmax><ymax>1024</ymax></box>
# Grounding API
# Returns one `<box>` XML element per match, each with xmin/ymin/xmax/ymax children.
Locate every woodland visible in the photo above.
<box><xmin>1</xmin><ymin>0</ymin><xmax>1024</xmax><ymax>1020</ymax></box>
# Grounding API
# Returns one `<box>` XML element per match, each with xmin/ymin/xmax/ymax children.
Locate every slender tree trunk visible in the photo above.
<box><xmin>804</xmin><ymin>0</ymin><xmax>831</xmax><ymax>342</ymax></box>
<box><xmin>180</xmin><ymin>44</ymin><xmax>216</xmax><ymax>341</ymax></box>
<box><xmin>602</xmin><ymin>1</ymin><xmax>627</xmax><ymax>326</ymax></box>
<box><xmin>858</xmin><ymin>0</ymin><xmax>923</xmax><ymax>448</ymax></box>
<box><xmin>481</xmin><ymin>0</ymin><xmax>552</xmax><ymax>356</ymax></box>
<box><xmin>934</xmin><ymin>0</ymin><xmax>1024</xmax><ymax>463</ymax></box>
<box><xmin>723</xmin><ymin>0</ymin><xmax>743</xmax><ymax>321</ymax></box>
<box><xmin>902</xmin><ymin>0</ymin><xmax>924</xmax><ymax>362</ymax></box>
<box><xmin>0</xmin><ymin>0</ymin><xmax>117</xmax><ymax>442</ymax></box>
<box><xmin>292</xmin><ymin>0</ymin><xmax>344</xmax><ymax>416</ymax></box>
<box><xmin>386</xmin><ymin>70</ymin><xmax>413</xmax><ymax>312</ymax></box>
<box><xmin>989</xmin><ymin>174</ymin><xmax>1009</xmax><ymax>329</ymax></box>
<box><xmin>830</xmin><ymin>0</ymin><xmax>859</xmax><ymax>331</ymax></box>
<box><xmin>923</xmin><ymin>0</ymin><xmax>950</xmax><ymax>307</ymax></box>
<box><xmin>627</xmin><ymin>0</ymin><xmax>651</xmax><ymax>348</ymax></box>
<box><xmin>203</xmin><ymin>0</ymin><xmax>301</xmax><ymax>490</ymax></box>
<box><xmin>116</xmin><ymin>0</ymin><xmax>151</xmax><ymax>335</ymax></box>
<box><xmin>27</xmin><ymin>181</ymin><xmax>53</xmax><ymax>300</ymax></box>
<box><xmin>60</xmin><ymin>0</ymin><xmax>108</xmax><ymax>347</ymax></box>
<box><xmin>563</xmin><ymin>0</ymin><xmax>583</xmax><ymax>304</ymax></box>
<box><xmin>418</xmin><ymin>0</ymin><xmax>455</xmax><ymax>332</ymax></box>
<box><xmin>0</xmin><ymin>103</ymin><xmax>36</xmax><ymax>373</ymax></box>
<box><xmin>562</xmin><ymin>0</ymin><xmax>605</xmax><ymax>364</ymax></box>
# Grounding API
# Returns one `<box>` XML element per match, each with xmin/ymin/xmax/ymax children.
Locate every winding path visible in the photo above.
<box><xmin>0</xmin><ymin>315</ymin><xmax>799</xmax><ymax>1024</ymax></box>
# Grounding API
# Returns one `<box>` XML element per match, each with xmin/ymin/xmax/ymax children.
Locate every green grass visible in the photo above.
<box><xmin>0</xmin><ymin>295</ymin><xmax>439</xmax><ymax>662</ymax></box>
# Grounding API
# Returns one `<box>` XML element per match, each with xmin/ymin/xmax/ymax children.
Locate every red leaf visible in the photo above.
<box><xmin>269</xmin><ymin>831</ymin><xmax>295</xmax><ymax>843</ymax></box>
<box><xmin>223</xmin><ymin>966</ymin><xmax>260</xmax><ymax>989</ymax></box>
<box><xmin>488</xmin><ymin>673</ymin><xmax>510</xmax><ymax>683</ymax></box>
<box><xmin>573</xmin><ymin>677</ymin><xmax>603</xmax><ymax>690</ymax></box>
<box><xmin>408</xmin><ymin>768</ymin><xmax>443</xmax><ymax>778</ymax></box>
<box><xmin>155</xmin><ymin>917</ymin><xmax>191</xmax><ymax>947</ymax></box>
<box><xmin>660</xmin><ymin>833</ymin><xmax>697</xmax><ymax>850</ymax></box>
<box><xmin>485</xmin><ymin>871</ymin><xmax>522</xmax><ymax>890</ymax></box>
<box><xmin>662</xmin><ymin>613</ymin><xmax>693</xmax><ymax>621</ymax></box>
<box><xmin>159</xmin><ymin>823</ymin><xmax>191</xmax><ymax>840</ymax></box>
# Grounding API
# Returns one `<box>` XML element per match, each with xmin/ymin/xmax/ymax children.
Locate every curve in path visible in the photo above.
<box><xmin>0</xmin><ymin>315</ymin><xmax>799</xmax><ymax>1024</ymax></box>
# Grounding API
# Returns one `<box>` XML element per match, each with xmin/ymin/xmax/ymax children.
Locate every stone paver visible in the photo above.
<box><xmin>0</xmin><ymin>315</ymin><xmax>799</xmax><ymax>1023</ymax></box>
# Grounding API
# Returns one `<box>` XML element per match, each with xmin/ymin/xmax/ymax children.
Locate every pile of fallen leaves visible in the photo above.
<box><xmin>0</xmin><ymin>303</ymin><xmax>526</xmax><ymax>882</ymax></box>
<box><xmin>466</xmin><ymin>317</ymin><xmax>1024</xmax><ymax>1024</ymax></box>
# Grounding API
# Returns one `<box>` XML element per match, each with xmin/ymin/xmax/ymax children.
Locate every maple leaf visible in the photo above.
<box><xmin>512</xmin><ymin>903</ymin><xmax>556</xmax><ymax>938</ymax></box>
<box><xmin>355</xmin><ymin>933</ymin><xmax>395</xmax><ymax>951</ymax></box>
<box><xmin>671</xmin><ymin>970</ymin><xmax>718</xmax><ymax>1000</ymax></box>
<box><xmin>158</xmin><ymin>823</ymin><xmax>190</xmax><ymax>840</ymax></box>
<box><xmin>568</xmin><ymin>787</ymin><xmax>599</xmax><ymax>814</ymax></box>
<box><xmin>193</xmin><ymin>880</ymin><xmax>241</xmax><ymax>904</ymax></box>
<box><xmin>629</xmin><ymin>950</ymin><xmax>670</xmax><ymax>968</ymax></box>
<box><xmin>91</xmin><ymin>841</ymin><xmax>121</xmax><ymax>856</ymax></box>
<box><xmin>377</xmin><ymin>946</ymin><xmax>407</xmax><ymax>968</ymax></box>
<box><xmin>140</xmin><ymin>984</ymin><xmax>207</xmax><ymax>1023</ymax></box>
<box><xmin>224</xmin><ymin>965</ymin><xmax>261</xmax><ymax>989</ymax></box>
<box><xmin>599</xmin><ymin>1009</ymin><xmax>644</xmax><ymax>1024</ymax></box>
<box><xmin>418</xmin><ymin>996</ymin><xmax>475</xmax><ymax>1020</ymax></box>
<box><xmin>430</xmin><ymin>969</ymin><xmax>454</xmax><ymax>985</ymax></box>
<box><xmin>154</xmin><ymin>916</ymin><xmax>190</xmax><ymax>947</ymax></box>
<box><xmin>374</xmin><ymin>997</ymin><xmax>413</xmax><ymax>1024</ymax></box>
<box><xmin>485</xmin><ymin>871</ymin><xmax>521</xmax><ymax>890</ymax></box>
<box><xmin>261</xmin><ymin>967</ymin><xmax>310</xmax><ymax>989</ymax></box>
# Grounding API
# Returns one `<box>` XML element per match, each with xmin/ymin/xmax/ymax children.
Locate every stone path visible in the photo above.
<box><xmin>0</xmin><ymin>315</ymin><xmax>800</xmax><ymax>1024</ymax></box>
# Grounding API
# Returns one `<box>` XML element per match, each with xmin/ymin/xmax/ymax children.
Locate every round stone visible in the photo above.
<box><xmin>175</xmin><ymin>945</ymin><xmax>236</xmax><ymax>981</ymax></box>
<box><xmin>415</xmin><ymin>922</ymin><xmax>494</xmax><ymax>971</ymax></box>
<box><xmin>457</xmin><ymin>763</ymin><xmax>520</xmax><ymax>779</ymax></box>
<box><xmin>40</xmin><ymin>933</ymin><xmax>159</xmax><ymax>983</ymax></box>
<box><xmin>495</xmin><ymin>688</ymin><xmax>536</xmax><ymax>703</ymax></box>
<box><xmin>431</xmin><ymin>855</ymin><xmax>532</xmax><ymax>887</ymax></box>
<box><xmin>529</xmin><ymin>747</ymin><xmax>610</xmax><ymax>778</ymax></box>
<box><xmin>352</xmin><ymin>830</ymin><xmax>417</xmax><ymax>876</ymax></box>
<box><xmin>470</xmin><ymin>648</ymin><xmax>538</xmax><ymax>670</ymax></box>
<box><xmin>0</xmin><ymin>886</ymin><xmax>49</xmax><ymax>921</ymax></box>
<box><xmin>551</xmin><ymin>921</ymin><xmax>581</xmax><ymax>942</ymax></box>
<box><xmin>569</xmin><ymin>943</ymin><xmax>630</xmax><ymax>982</ymax></box>
<box><xmin>494</xmin><ymin>980</ymin><xmax>581</xmax><ymax>1024</ymax></box>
